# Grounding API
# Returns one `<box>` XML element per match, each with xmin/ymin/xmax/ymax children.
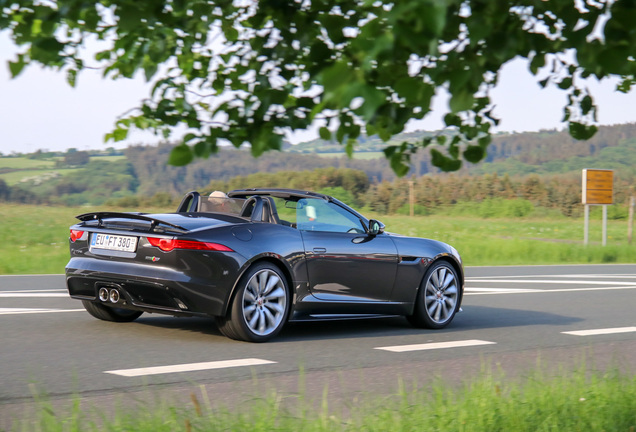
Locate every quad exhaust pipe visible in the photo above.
<box><xmin>98</xmin><ymin>287</ymin><xmax>121</xmax><ymax>304</ymax></box>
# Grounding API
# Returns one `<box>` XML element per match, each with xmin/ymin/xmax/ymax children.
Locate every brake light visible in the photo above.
<box><xmin>70</xmin><ymin>230</ymin><xmax>86</xmax><ymax>242</ymax></box>
<box><xmin>147</xmin><ymin>237</ymin><xmax>234</xmax><ymax>252</ymax></box>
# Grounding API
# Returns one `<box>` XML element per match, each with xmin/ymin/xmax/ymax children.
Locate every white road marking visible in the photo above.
<box><xmin>465</xmin><ymin>287</ymin><xmax>539</xmax><ymax>293</ymax></box>
<box><xmin>467</xmin><ymin>273</ymin><xmax>636</xmax><ymax>280</ymax></box>
<box><xmin>0</xmin><ymin>293</ymin><xmax>68</xmax><ymax>298</ymax></box>
<box><xmin>562</xmin><ymin>327</ymin><xmax>636</xmax><ymax>336</ymax></box>
<box><xmin>375</xmin><ymin>339</ymin><xmax>496</xmax><ymax>353</ymax></box>
<box><xmin>466</xmin><ymin>279</ymin><xmax>636</xmax><ymax>286</ymax></box>
<box><xmin>465</xmin><ymin>285</ymin><xmax>636</xmax><ymax>295</ymax></box>
<box><xmin>105</xmin><ymin>358</ymin><xmax>277</xmax><ymax>377</ymax></box>
<box><xmin>0</xmin><ymin>308</ymin><xmax>84</xmax><ymax>315</ymax></box>
<box><xmin>0</xmin><ymin>289</ymin><xmax>68</xmax><ymax>298</ymax></box>
<box><xmin>0</xmin><ymin>289</ymin><xmax>67</xmax><ymax>292</ymax></box>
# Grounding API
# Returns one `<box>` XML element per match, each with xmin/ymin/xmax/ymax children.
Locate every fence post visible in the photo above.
<box><xmin>408</xmin><ymin>180</ymin><xmax>414</xmax><ymax>217</ymax></box>
<box><xmin>629</xmin><ymin>196</ymin><xmax>635</xmax><ymax>245</ymax></box>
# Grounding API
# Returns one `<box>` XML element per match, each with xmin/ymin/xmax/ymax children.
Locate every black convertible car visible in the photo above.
<box><xmin>66</xmin><ymin>188</ymin><xmax>464</xmax><ymax>342</ymax></box>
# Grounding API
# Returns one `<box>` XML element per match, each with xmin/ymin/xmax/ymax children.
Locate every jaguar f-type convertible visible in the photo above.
<box><xmin>66</xmin><ymin>188</ymin><xmax>464</xmax><ymax>342</ymax></box>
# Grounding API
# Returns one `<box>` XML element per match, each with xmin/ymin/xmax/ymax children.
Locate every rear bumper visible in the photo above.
<box><xmin>66</xmin><ymin>255</ymin><xmax>244</xmax><ymax>317</ymax></box>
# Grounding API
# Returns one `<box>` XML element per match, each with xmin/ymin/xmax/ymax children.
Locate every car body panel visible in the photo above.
<box><xmin>301</xmin><ymin>230</ymin><xmax>399</xmax><ymax>302</ymax></box>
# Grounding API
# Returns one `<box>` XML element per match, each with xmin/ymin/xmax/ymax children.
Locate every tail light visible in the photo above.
<box><xmin>147</xmin><ymin>237</ymin><xmax>234</xmax><ymax>252</ymax></box>
<box><xmin>70</xmin><ymin>230</ymin><xmax>86</xmax><ymax>242</ymax></box>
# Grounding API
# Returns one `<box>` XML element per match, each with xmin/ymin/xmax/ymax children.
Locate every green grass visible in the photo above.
<box><xmin>0</xmin><ymin>157</ymin><xmax>57</xmax><ymax>170</ymax></box>
<box><xmin>9</xmin><ymin>366</ymin><xmax>636</xmax><ymax>431</ymax></box>
<box><xmin>91</xmin><ymin>155</ymin><xmax>127</xmax><ymax>162</ymax></box>
<box><xmin>1</xmin><ymin>204</ymin><xmax>634</xmax><ymax>275</ymax></box>
<box><xmin>0</xmin><ymin>168</ymin><xmax>83</xmax><ymax>186</ymax></box>
<box><xmin>315</xmin><ymin>151</ymin><xmax>385</xmax><ymax>159</ymax></box>
<box><xmin>0</xmin><ymin>155</ymin><xmax>124</xmax><ymax>185</ymax></box>
<box><xmin>373</xmin><ymin>213</ymin><xmax>636</xmax><ymax>266</ymax></box>
<box><xmin>0</xmin><ymin>204</ymin><xmax>167</xmax><ymax>274</ymax></box>
<box><xmin>0</xmin><ymin>205</ymin><xmax>80</xmax><ymax>274</ymax></box>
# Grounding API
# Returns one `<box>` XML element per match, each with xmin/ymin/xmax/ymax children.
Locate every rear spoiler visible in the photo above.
<box><xmin>76</xmin><ymin>212</ymin><xmax>188</xmax><ymax>234</ymax></box>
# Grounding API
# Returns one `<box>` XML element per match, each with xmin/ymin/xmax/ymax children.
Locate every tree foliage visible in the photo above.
<box><xmin>1</xmin><ymin>0</ymin><xmax>635</xmax><ymax>174</ymax></box>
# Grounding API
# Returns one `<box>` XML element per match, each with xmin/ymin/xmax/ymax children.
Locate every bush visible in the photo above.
<box><xmin>396</xmin><ymin>203</ymin><xmax>430</xmax><ymax>216</ymax></box>
<box><xmin>319</xmin><ymin>186</ymin><xmax>358</xmax><ymax>207</ymax></box>
<box><xmin>444</xmin><ymin>199</ymin><xmax>535</xmax><ymax>218</ymax></box>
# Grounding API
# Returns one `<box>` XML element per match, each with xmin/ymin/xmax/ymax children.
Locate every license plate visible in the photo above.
<box><xmin>90</xmin><ymin>233</ymin><xmax>138</xmax><ymax>252</ymax></box>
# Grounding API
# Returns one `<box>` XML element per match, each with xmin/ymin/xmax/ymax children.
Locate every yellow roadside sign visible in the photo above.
<box><xmin>582</xmin><ymin>169</ymin><xmax>613</xmax><ymax>205</ymax></box>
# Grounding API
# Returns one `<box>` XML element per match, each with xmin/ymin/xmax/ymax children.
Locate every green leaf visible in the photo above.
<box><xmin>463</xmin><ymin>145</ymin><xmax>485</xmax><ymax>163</ymax></box>
<box><xmin>557</xmin><ymin>77</ymin><xmax>572</xmax><ymax>90</ymax></box>
<box><xmin>569</xmin><ymin>122</ymin><xmax>598</xmax><ymax>140</ymax></box>
<box><xmin>383</xmin><ymin>145</ymin><xmax>397</xmax><ymax>158</ymax></box>
<box><xmin>449</xmin><ymin>89</ymin><xmax>474</xmax><ymax>113</ymax></box>
<box><xmin>168</xmin><ymin>144</ymin><xmax>194</xmax><ymax>166</ymax></box>
<box><xmin>581</xmin><ymin>95</ymin><xmax>594</xmax><ymax>115</ymax></box>
<box><xmin>345</xmin><ymin>138</ymin><xmax>356</xmax><ymax>158</ymax></box>
<box><xmin>529</xmin><ymin>53</ymin><xmax>546</xmax><ymax>75</ymax></box>
<box><xmin>8</xmin><ymin>56</ymin><xmax>26</xmax><ymax>78</ymax></box>
<box><xmin>319</xmin><ymin>127</ymin><xmax>331</xmax><ymax>141</ymax></box>
<box><xmin>66</xmin><ymin>68</ymin><xmax>77</xmax><ymax>87</ymax></box>
<box><xmin>193</xmin><ymin>140</ymin><xmax>209</xmax><ymax>158</ymax></box>
<box><xmin>444</xmin><ymin>113</ymin><xmax>461</xmax><ymax>127</ymax></box>
<box><xmin>431</xmin><ymin>149</ymin><xmax>462</xmax><ymax>172</ymax></box>
<box><xmin>320</xmin><ymin>61</ymin><xmax>354</xmax><ymax>93</ymax></box>
<box><xmin>358</xmin><ymin>85</ymin><xmax>386</xmax><ymax>121</ymax></box>
<box><xmin>478</xmin><ymin>135</ymin><xmax>492</xmax><ymax>148</ymax></box>
<box><xmin>113</xmin><ymin>127</ymin><xmax>128</xmax><ymax>141</ymax></box>
<box><xmin>389</xmin><ymin>152</ymin><xmax>410</xmax><ymax>177</ymax></box>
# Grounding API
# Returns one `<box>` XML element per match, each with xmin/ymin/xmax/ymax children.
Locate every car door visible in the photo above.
<box><xmin>297</xmin><ymin>198</ymin><xmax>398</xmax><ymax>302</ymax></box>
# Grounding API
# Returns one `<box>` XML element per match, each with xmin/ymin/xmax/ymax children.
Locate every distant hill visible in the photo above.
<box><xmin>287</xmin><ymin>123</ymin><xmax>636</xmax><ymax>178</ymax></box>
<box><xmin>286</xmin><ymin>130</ymin><xmax>433</xmax><ymax>154</ymax></box>
<box><xmin>2</xmin><ymin>122</ymin><xmax>636</xmax><ymax>205</ymax></box>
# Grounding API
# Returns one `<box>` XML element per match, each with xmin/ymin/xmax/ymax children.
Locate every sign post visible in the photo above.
<box><xmin>582</xmin><ymin>169</ymin><xmax>613</xmax><ymax>246</ymax></box>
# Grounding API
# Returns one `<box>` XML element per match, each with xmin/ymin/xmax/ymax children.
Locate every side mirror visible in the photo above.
<box><xmin>367</xmin><ymin>219</ymin><xmax>385</xmax><ymax>236</ymax></box>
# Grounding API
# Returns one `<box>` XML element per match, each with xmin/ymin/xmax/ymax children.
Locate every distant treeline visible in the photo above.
<box><xmin>100</xmin><ymin>168</ymin><xmax>634</xmax><ymax>220</ymax></box>
<box><xmin>205</xmin><ymin>170</ymin><xmax>635</xmax><ymax>219</ymax></box>
<box><xmin>0</xmin><ymin>179</ymin><xmax>38</xmax><ymax>204</ymax></box>
<box><xmin>364</xmin><ymin>172</ymin><xmax>634</xmax><ymax>219</ymax></box>
<box><xmin>2</xmin><ymin>123</ymin><xmax>636</xmax><ymax>217</ymax></box>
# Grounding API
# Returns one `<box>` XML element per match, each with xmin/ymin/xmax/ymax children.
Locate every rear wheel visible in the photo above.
<box><xmin>81</xmin><ymin>300</ymin><xmax>143</xmax><ymax>323</ymax></box>
<box><xmin>216</xmin><ymin>263</ymin><xmax>290</xmax><ymax>342</ymax></box>
<box><xmin>407</xmin><ymin>261</ymin><xmax>460</xmax><ymax>329</ymax></box>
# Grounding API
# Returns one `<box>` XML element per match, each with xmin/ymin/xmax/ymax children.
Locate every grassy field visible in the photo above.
<box><xmin>0</xmin><ymin>157</ymin><xmax>57</xmax><ymax>170</ymax></box>
<box><xmin>1</xmin><ymin>204</ymin><xmax>634</xmax><ymax>274</ymax></box>
<box><xmin>314</xmin><ymin>151</ymin><xmax>385</xmax><ymax>159</ymax></box>
<box><xmin>0</xmin><ymin>155</ymin><xmax>124</xmax><ymax>185</ymax></box>
<box><xmin>10</xmin><ymin>366</ymin><xmax>636</xmax><ymax>431</ymax></box>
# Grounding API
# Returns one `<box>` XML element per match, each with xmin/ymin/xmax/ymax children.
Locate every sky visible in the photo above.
<box><xmin>2</xmin><ymin>33</ymin><xmax>636</xmax><ymax>155</ymax></box>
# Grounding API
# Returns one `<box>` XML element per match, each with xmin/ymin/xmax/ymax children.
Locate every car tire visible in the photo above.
<box><xmin>407</xmin><ymin>261</ymin><xmax>461</xmax><ymax>329</ymax></box>
<box><xmin>216</xmin><ymin>262</ymin><xmax>290</xmax><ymax>342</ymax></box>
<box><xmin>81</xmin><ymin>300</ymin><xmax>143</xmax><ymax>323</ymax></box>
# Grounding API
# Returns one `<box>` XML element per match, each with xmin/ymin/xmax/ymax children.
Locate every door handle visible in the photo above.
<box><xmin>313</xmin><ymin>247</ymin><xmax>326</xmax><ymax>253</ymax></box>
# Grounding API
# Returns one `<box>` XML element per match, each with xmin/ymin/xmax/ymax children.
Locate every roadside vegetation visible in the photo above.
<box><xmin>1</xmin><ymin>202</ymin><xmax>633</xmax><ymax>275</ymax></box>
<box><xmin>9</xmin><ymin>366</ymin><xmax>636</xmax><ymax>431</ymax></box>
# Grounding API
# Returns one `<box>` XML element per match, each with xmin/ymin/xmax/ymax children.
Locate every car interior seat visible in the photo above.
<box><xmin>239</xmin><ymin>196</ymin><xmax>264</xmax><ymax>221</ymax></box>
<box><xmin>262</xmin><ymin>197</ymin><xmax>281</xmax><ymax>224</ymax></box>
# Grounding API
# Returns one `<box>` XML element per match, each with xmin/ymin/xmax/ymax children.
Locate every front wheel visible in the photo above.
<box><xmin>216</xmin><ymin>263</ymin><xmax>290</xmax><ymax>342</ymax></box>
<box><xmin>81</xmin><ymin>300</ymin><xmax>143</xmax><ymax>322</ymax></box>
<box><xmin>407</xmin><ymin>261</ymin><xmax>461</xmax><ymax>329</ymax></box>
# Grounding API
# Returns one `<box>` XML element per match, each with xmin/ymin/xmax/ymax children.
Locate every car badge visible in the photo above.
<box><xmin>146</xmin><ymin>256</ymin><xmax>161</xmax><ymax>262</ymax></box>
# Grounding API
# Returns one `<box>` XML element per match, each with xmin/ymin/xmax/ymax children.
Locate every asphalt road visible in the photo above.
<box><xmin>2</xmin><ymin>264</ymin><xmax>636</xmax><ymax>424</ymax></box>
